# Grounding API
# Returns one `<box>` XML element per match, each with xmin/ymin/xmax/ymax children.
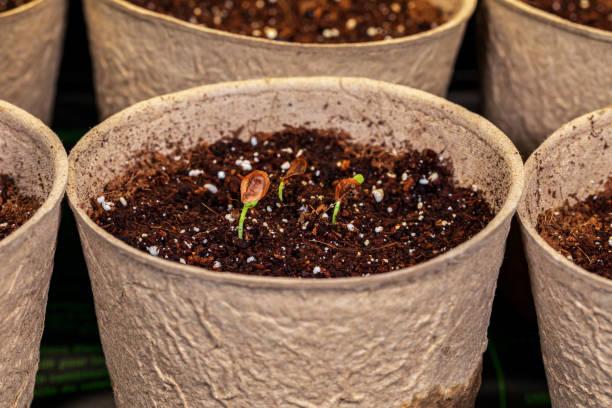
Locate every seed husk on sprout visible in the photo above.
<box><xmin>332</xmin><ymin>174</ymin><xmax>364</xmax><ymax>226</ymax></box>
<box><xmin>238</xmin><ymin>170</ymin><xmax>270</xmax><ymax>240</ymax></box>
<box><xmin>278</xmin><ymin>158</ymin><xmax>307</xmax><ymax>201</ymax></box>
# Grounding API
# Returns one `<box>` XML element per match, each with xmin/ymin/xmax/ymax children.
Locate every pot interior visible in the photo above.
<box><xmin>70</xmin><ymin>79</ymin><xmax>516</xmax><ymax>218</ymax></box>
<box><xmin>429</xmin><ymin>0</ymin><xmax>463</xmax><ymax>15</ymax></box>
<box><xmin>520</xmin><ymin>108</ymin><xmax>612</xmax><ymax>228</ymax></box>
<box><xmin>0</xmin><ymin>104</ymin><xmax>56</xmax><ymax>201</ymax></box>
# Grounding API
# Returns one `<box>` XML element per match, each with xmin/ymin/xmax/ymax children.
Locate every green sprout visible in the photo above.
<box><xmin>278</xmin><ymin>158</ymin><xmax>307</xmax><ymax>201</ymax></box>
<box><xmin>238</xmin><ymin>170</ymin><xmax>270</xmax><ymax>240</ymax></box>
<box><xmin>332</xmin><ymin>174</ymin><xmax>364</xmax><ymax>226</ymax></box>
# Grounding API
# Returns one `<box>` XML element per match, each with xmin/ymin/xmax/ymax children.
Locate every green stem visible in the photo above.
<box><xmin>278</xmin><ymin>181</ymin><xmax>285</xmax><ymax>202</ymax></box>
<box><xmin>332</xmin><ymin>200</ymin><xmax>341</xmax><ymax>226</ymax></box>
<box><xmin>238</xmin><ymin>201</ymin><xmax>257</xmax><ymax>240</ymax></box>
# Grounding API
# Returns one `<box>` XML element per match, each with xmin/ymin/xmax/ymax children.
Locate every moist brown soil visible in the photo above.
<box><xmin>0</xmin><ymin>0</ymin><xmax>33</xmax><ymax>13</ymax></box>
<box><xmin>522</xmin><ymin>0</ymin><xmax>612</xmax><ymax>32</ymax></box>
<box><xmin>127</xmin><ymin>0</ymin><xmax>447</xmax><ymax>43</ymax></box>
<box><xmin>537</xmin><ymin>178</ymin><xmax>612</xmax><ymax>280</ymax></box>
<box><xmin>0</xmin><ymin>174</ymin><xmax>41</xmax><ymax>241</ymax></box>
<box><xmin>89</xmin><ymin>127</ymin><xmax>494</xmax><ymax>278</ymax></box>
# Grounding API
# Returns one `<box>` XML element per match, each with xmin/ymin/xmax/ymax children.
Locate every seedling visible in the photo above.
<box><xmin>239</xmin><ymin>170</ymin><xmax>270</xmax><ymax>240</ymax></box>
<box><xmin>278</xmin><ymin>158</ymin><xmax>307</xmax><ymax>201</ymax></box>
<box><xmin>332</xmin><ymin>174</ymin><xmax>364</xmax><ymax>226</ymax></box>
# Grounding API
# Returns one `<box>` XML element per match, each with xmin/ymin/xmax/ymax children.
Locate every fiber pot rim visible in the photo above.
<box><xmin>0</xmin><ymin>100</ymin><xmax>68</xmax><ymax>252</ymax></box>
<box><xmin>0</xmin><ymin>0</ymin><xmax>47</xmax><ymax>18</ymax></box>
<box><xmin>518</xmin><ymin>106</ymin><xmax>612</xmax><ymax>290</ymax></box>
<box><xmin>94</xmin><ymin>0</ymin><xmax>477</xmax><ymax>50</ymax></box>
<box><xmin>67</xmin><ymin>76</ymin><xmax>524</xmax><ymax>290</ymax></box>
<box><xmin>494</xmin><ymin>0</ymin><xmax>612</xmax><ymax>42</ymax></box>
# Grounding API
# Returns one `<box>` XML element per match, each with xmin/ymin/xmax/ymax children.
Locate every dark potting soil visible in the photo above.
<box><xmin>0</xmin><ymin>174</ymin><xmax>41</xmax><ymax>241</ymax></box>
<box><xmin>0</xmin><ymin>0</ymin><xmax>33</xmax><ymax>13</ymax></box>
<box><xmin>126</xmin><ymin>0</ymin><xmax>447</xmax><ymax>43</ymax></box>
<box><xmin>522</xmin><ymin>0</ymin><xmax>612</xmax><ymax>32</ymax></box>
<box><xmin>90</xmin><ymin>128</ymin><xmax>494</xmax><ymax>278</ymax></box>
<box><xmin>537</xmin><ymin>178</ymin><xmax>612</xmax><ymax>280</ymax></box>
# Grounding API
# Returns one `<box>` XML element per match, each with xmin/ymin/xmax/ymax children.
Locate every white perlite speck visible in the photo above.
<box><xmin>281</xmin><ymin>161</ymin><xmax>291</xmax><ymax>171</ymax></box>
<box><xmin>608</xmin><ymin>236</ymin><xmax>612</xmax><ymax>247</ymax></box>
<box><xmin>250</xmin><ymin>137</ymin><xmax>258</xmax><ymax>146</ymax></box>
<box><xmin>372</xmin><ymin>188</ymin><xmax>384</xmax><ymax>203</ymax></box>
<box><xmin>264</xmin><ymin>26</ymin><xmax>277</xmax><ymax>39</ymax></box>
<box><xmin>119</xmin><ymin>197</ymin><xmax>128</xmax><ymax>207</ymax></box>
<box><xmin>147</xmin><ymin>246</ymin><xmax>159</xmax><ymax>256</ymax></box>
<box><xmin>213</xmin><ymin>261</ymin><xmax>221</xmax><ymax>268</ymax></box>
<box><xmin>347</xmin><ymin>223</ymin><xmax>355</xmax><ymax>231</ymax></box>
<box><xmin>247</xmin><ymin>256</ymin><xmax>255</xmax><ymax>263</ymax></box>
<box><xmin>419</xmin><ymin>178</ymin><xmax>429</xmax><ymax>185</ymax></box>
<box><xmin>102</xmin><ymin>203</ymin><xmax>112</xmax><ymax>211</ymax></box>
<box><xmin>225</xmin><ymin>214</ymin><xmax>235</xmax><ymax>222</ymax></box>
<box><xmin>96</xmin><ymin>196</ymin><xmax>105</xmax><ymax>204</ymax></box>
<box><xmin>204</xmin><ymin>184</ymin><xmax>218</xmax><ymax>194</ymax></box>
<box><xmin>375</xmin><ymin>226</ymin><xmax>383</xmax><ymax>233</ymax></box>
<box><xmin>217</xmin><ymin>171</ymin><xmax>226</xmax><ymax>179</ymax></box>
<box><xmin>313</xmin><ymin>266</ymin><xmax>322</xmax><ymax>274</ymax></box>
<box><xmin>188</xmin><ymin>169</ymin><xmax>204</xmax><ymax>177</ymax></box>
<box><xmin>235</xmin><ymin>159</ymin><xmax>252</xmax><ymax>171</ymax></box>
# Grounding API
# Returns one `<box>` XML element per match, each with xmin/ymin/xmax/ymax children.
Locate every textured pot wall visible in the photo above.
<box><xmin>0</xmin><ymin>101</ymin><xmax>68</xmax><ymax>408</ymax></box>
<box><xmin>518</xmin><ymin>107</ymin><xmax>612</xmax><ymax>408</ymax></box>
<box><xmin>67</xmin><ymin>78</ymin><xmax>523</xmax><ymax>407</ymax></box>
<box><xmin>479</xmin><ymin>0</ymin><xmax>612</xmax><ymax>157</ymax></box>
<box><xmin>0</xmin><ymin>0</ymin><xmax>67</xmax><ymax>124</ymax></box>
<box><xmin>83</xmin><ymin>0</ymin><xmax>474</xmax><ymax>119</ymax></box>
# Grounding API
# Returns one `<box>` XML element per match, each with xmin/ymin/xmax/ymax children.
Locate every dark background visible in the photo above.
<box><xmin>30</xmin><ymin>1</ymin><xmax>551</xmax><ymax>406</ymax></box>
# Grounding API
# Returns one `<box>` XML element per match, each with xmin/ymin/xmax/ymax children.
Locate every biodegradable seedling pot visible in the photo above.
<box><xmin>83</xmin><ymin>0</ymin><xmax>476</xmax><ymax>119</ymax></box>
<box><xmin>67</xmin><ymin>77</ymin><xmax>523</xmax><ymax>407</ymax></box>
<box><xmin>479</xmin><ymin>0</ymin><xmax>612</xmax><ymax>157</ymax></box>
<box><xmin>0</xmin><ymin>101</ymin><xmax>68</xmax><ymax>408</ymax></box>
<box><xmin>518</xmin><ymin>107</ymin><xmax>612</xmax><ymax>407</ymax></box>
<box><xmin>0</xmin><ymin>0</ymin><xmax>67</xmax><ymax>124</ymax></box>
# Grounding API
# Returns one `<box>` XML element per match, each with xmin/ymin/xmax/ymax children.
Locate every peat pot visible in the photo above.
<box><xmin>518</xmin><ymin>107</ymin><xmax>612</xmax><ymax>407</ymax></box>
<box><xmin>0</xmin><ymin>0</ymin><xmax>68</xmax><ymax>124</ymax></box>
<box><xmin>83</xmin><ymin>0</ymin><xmax>476</xmax><ymax>119</ymax></box>
<box><xmin>479</xmin><ymin>0</ymin><xmax>612</xmax><ymax>157</ymax></box>
<box><xmin>0</xmin><ymin>101</ymin><xmax>68</xmax><ymax>407</ymax></box>
<box><xmin>67</xmin><ymin>77</ymin><xmax>523</xmax><ymax>407</ymax></box>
